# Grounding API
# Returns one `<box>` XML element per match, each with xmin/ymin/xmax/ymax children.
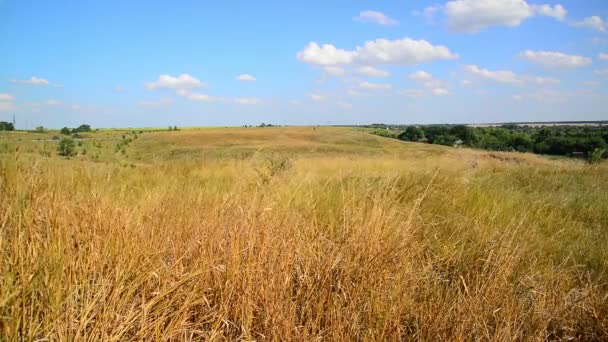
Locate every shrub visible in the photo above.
<box><xmin>588</xmin><ymin>148</ymin><xmax>606</xmax><ymax>164</ymax></box>
<box><xmin>60</xmin><ymin>127</ymin><xmax>71</xmax><ymax>135</ymax></box>
<box><xmin>57</xmin><ymin>137</ymin><xmax>76</xmax><ymax>157</ymax></box>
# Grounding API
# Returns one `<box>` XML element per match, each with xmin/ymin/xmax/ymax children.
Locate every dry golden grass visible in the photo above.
<box><xmin>1</xmin><ymin>127</ymin><xmax>607</xmax><ymax>340</ymax></box>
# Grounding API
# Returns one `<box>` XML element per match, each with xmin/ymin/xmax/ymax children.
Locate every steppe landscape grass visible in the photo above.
<box><xmin>1</xmin><ymin>127</ymin><xmax>607</xmax><ymax>340</ymax></box>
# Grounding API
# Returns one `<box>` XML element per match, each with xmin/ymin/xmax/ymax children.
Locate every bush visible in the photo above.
<box><xmin>61</xmin><ymin>127</ymin><xmax>71</xmax><ymax>135</ymax></box>
<box><xmin>0</xmin><ymin>121</ymin><xmax>14</xmax><ymax>131</ymax></box>
<box><xmin>588</xmin><ymin>148</ymin><xmax>606</xmax><ymax>164</ymax></box>
<box><xmin>57</xmin><ymin>137</ymin><xmax>77</xmax><ymax>157</ymax></box>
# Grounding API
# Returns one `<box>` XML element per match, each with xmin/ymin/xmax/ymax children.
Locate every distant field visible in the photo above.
<box><xmin>1</xmin><ymin>127</ymin><xmax>607</xmax><ymax>340</ymax></box>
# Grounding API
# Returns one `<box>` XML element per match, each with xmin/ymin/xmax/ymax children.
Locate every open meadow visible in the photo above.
<box><xmin>1</xmin><ymin>127</ymin><xmax>608</xmax><ymax>340</ymax></box>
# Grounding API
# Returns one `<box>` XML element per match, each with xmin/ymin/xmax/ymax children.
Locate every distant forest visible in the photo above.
<box><xmin>369</xmin><ymin>124</ymin><xmax>608</xmax><ymax>162</ymax></box>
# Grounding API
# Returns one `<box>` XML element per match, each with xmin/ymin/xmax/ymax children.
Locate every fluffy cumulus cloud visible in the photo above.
<box><xmin>297</xmin><ymin>38</ymin><xmax>457</xmax><ymax>66</ymax></box>
<box><xmin>355</xmin><ymin>38</ymin><xmax>458</xmax><ymax>65</ymax></box>
<box><xmin>173</xmin><ymin>89</ymin><xmax>261</xmax><ymax>105</ymax></box>
<box><xmin>323</xmin><ymin>66</ymin><xmax>347</xmax><ymax>76</ymax></box>
<box><xmin>297</xmin><ymin>42</ymin><xmax>355</xmax><ymax>66</ymax></box>
<box><xmin>356</xmin><ymin>66</ymin><xmax>390</xmax><ymax>77</ymax></box>
<box><xmin>11</xmin><ymin>76</ymin><xmax>50</xmax><ymax>86</ymax></box>
<box><xmin>572</xmin><ymin>16</ymin><xmax>606</xmax><ymax>33</ymax></box>
<box><xmin>358</xmin><ymin>81</ymin><xmax>392</xmax><ymax>90</ymax></box>
<box><xmin>236</xmin><ymin>74</ymin><xmax>256</xmax><ymax>82</ymax></box>
<box><xmin>354</xmin><ymin>10</ymin><xmax>398</xmax><ymax>26</ymax></box>
<box><xmin>431</xmin><ymin>0</ymin><xmax>566</xmax><ymax>33</ymax></box>
<box><xmin>520</xmin><ymin>50</ymin><xmax>592</xmax><ymax>68</ymax></box>
<box><xmin>408</xmin><ymin>71</ymin><xmax>450</xmax><ymax>95</ymax></box>
<box><xmin>599</xmin><ymin>53</ymin><xmax>608</xmax><ymax>61</ymax></box>
<box><xmin>464</xmin><ymin>65</ymin><xmax>560</xmax><ymax>85</ymax></box>
<box><xmin>432</xmin><ymin>88</ymin><xmax>450</xmax><ymax>95</ymax></box>
<box><xmin>533</xmin><ymin>4</ymin><xmax>566</xmax><ymax>21</ymax></box>
<box><xmin>145</xmin><ymin>73</ymin><xmax>205</xmax><ymax>90</ymax></box>
<box><xmin>409</xmin><ymin>71</ymin><xmax>433</xmax><ymax>81</ymax></box>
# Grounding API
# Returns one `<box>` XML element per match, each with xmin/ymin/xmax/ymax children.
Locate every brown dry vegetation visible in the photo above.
<box><xmin>1</xmin><ymin>127</ymin><xmax>608</xmax><ymax>340</ymax></box>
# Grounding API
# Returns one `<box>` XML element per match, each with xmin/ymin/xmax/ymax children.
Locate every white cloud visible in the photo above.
<box><xmin>462</xmin><ymin>79</ymin><xmax>472</xmax><ymax>85</ymax></box>
<box><xmin>520</xmin><ymin>50</ymin><xmax>592</xmax><ymax>68</ymax></box>
<box><xmin>356</xmin><ymin>66</ymin><xmax>390</xmax><ymax>77</ymax></box>
<box><xmin>408</xmin><ymin>70</ymin><xmax>433</xmax><ymax>81</ymax></box>
<box><xmin>439</xmin><ymin>0</ymin><xmax>566</xmax><ymax>33</ymax></box>
<box><xmin>11</xmin><ymin>76</ymin><xmax>50</xmax><ymax>86</ymax></box>
<box><xmin>354</xmin><ymin>38</ymin><xmax>458</xmax><ymax>65</ymax></box>
<box><xmin>572</xmin><ymin>16</ymin><xmax>606</xmax><ymax>33</ymax></box>
<box><xmin>354</xmin><ymin>10</ymin><xmax>398</xmax><ymax>26</ymax></box>
<box><xmin>533</xmin><ymin>4</ymin><xmax>566</xmax><ymax>21</ymax></box>
<box><xmin>71</xmin><ymin>104</ymin><xmax>81</xmax><ymax>111</ymax></box>
<box><xmin>348</xmin><ymin>89</ymin><xmax>371</xmax><ymax>97</ymax></box>
<box><xmin>466</xmin><ymin>66</ymin><xmax>560</xmax><ymax>88</ymax></box>
<box><xmin>138</xmin><ymin>98</ymin><xmax>174</xmax><ymax>107</ymax></box>
<box><xmin>115</xmin><ymin>86</ymin><xmax>126</xmax><ymax>92</ymax></box>
<box><xmin>177</xmin><ymin>90</ymin><xmax>219</xmax><ymax>102</ymax></box>
<box><xmin>297</xmin><ymin>42</ymin><xmax>355</xmax><ymax>66</ymax></box>
<box><xmin>359</xmin><ymin>81</ymin><xmax>392</xmax><ymax>90</ymax></box>
<box><xmin>599</xmin><ymin>53</ymin><xmax>608</xmax><ymax>61</ymax></box>
<box><xmin>297</xmin><ymin>38</ymin><xmax>457</xmax><ymax>66</ymax></box>
<box><xmin>308</xmin><ymin>93</ymin><xmax>326</xmax><ymax>101</ymax></box>
<box><xmin>464</xmin><ymin>65</ymin><xmax>522</xmax><ymax>84</ymax></box>
<box><xmin>595</xmin><ymin>69</ymin><xmax>608</xmax><ymax>77</ymax></box>
<box><xmin>408</xmin><ymin>71</ymin><xmax>450</xmax><ymax>96</ymax></box>
<box><xmin>145</xmin><ymin>73</ymin><xmax>205</xmax><ymax>90</ymax></box>
<box><xmin>236</xmin><ymin>74</ymin><xmax>256</xmax><ymax>82</ymax></box>
<box><xmin>234</xmin><ymin>97</ymin><xmax>260</xmax><ymax>105</ymax></box>
<box><xmin>324</xmin><ymin>66</ymin><xmax>346</xmax><ymax>76</ymax></box>
<box><xmin>464</xmin><ymin>65</ymin><xmax>560</xmax><ymax>86</ymax></box>
<box><xmin>398</xmin><ymin>89</ymin><xmax>426</xmax><ymax>98</ymax></box>
<box><xmin>176</xmin><ymin>89</ymin><xmax>261</xmax><ymax>105</ymax></box>
<box><xmin>337</xmin><ymin>101</ymin><xmax>353</xmax><ymax>109</ymax></box>
<box><xmin>432</xmin><ymin>88</ymin><xmax>450</xmax><ymax>95</ymax></box>
<box><xmin>530</xmin><ymin>77</ymin><xmax>560</xmax><ymax>85</ymax></box>
<box><xmin>289</xmin><ymin>100</ymin><xmax>302</xmax><ymax>105</ymax></box>
<box><xmin>46</xmin><ymin>99</ymin><xmax>62</xmax><ymax>106</ymax></box>
<box><xmin>0</xmin><ymin>93</ymin><xmax>14</xmax><ymax>101</ymax></box>
<box><xmin>512</xmin><ymin>89</ymin><xmax>579</xmax><ymax>102</ymax></box>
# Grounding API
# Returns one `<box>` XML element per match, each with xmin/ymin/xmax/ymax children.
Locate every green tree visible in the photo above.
<box><xmin>60</xmin><ymin>127</ymin><xmax>71</xmax><ymax>135</ymax></box>
<box><xmin>398</xmin><ymin>126</ymin><xmax>425</xmax><ymax>142</ymax></box>
<box><xmin>73</xmin><ymin>124</ymin><xmax>91</xmax><ymax>133</ymax></box>
<box><xmin>0</xmin><ymin>121</ymin><xmax>14</xmax><ymax>131</ymax></box>
<box><xmin>57</xmin><ymin>137</ymin><xmax>77</xmax><ymax>157</ymax></box>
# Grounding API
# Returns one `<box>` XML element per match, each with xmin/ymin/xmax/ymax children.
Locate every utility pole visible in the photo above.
<box><xmin>12</xmin><ymin>114</ymin><xmax>16</xmax><ymax>130</ymax></box>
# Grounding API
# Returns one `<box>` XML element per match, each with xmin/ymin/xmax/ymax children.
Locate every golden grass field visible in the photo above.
<box><xmin>1</xmin><ymin>126</ymin><xmax>608</xmax><ymax>340</ymax></box>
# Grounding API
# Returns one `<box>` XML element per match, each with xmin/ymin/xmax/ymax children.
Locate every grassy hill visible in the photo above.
<box><xmin>1</xmin><ymin>127</ymin><xmax>607</xmax><ymax>340</ymax></box>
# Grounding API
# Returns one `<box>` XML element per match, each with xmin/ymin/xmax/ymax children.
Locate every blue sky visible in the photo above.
<box><xmin>1</xmin><ymin>0</ymin><xmax>607</xmax><ymax>128</ymax></box>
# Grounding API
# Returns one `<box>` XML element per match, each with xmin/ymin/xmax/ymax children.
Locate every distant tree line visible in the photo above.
<box><xmin>61</xmin><ymin>124</ymin><xmax>92</xmax><ymax>135</ymax></box>
<box><xmin>0</xmin><ymin>121</ymin><xmax>15</xmax><ymax>131</ymax></box>
<box><xmin>374</xmin><ymin>124</ymin><xmax>608</xmax><ymax>162</ymax></box>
